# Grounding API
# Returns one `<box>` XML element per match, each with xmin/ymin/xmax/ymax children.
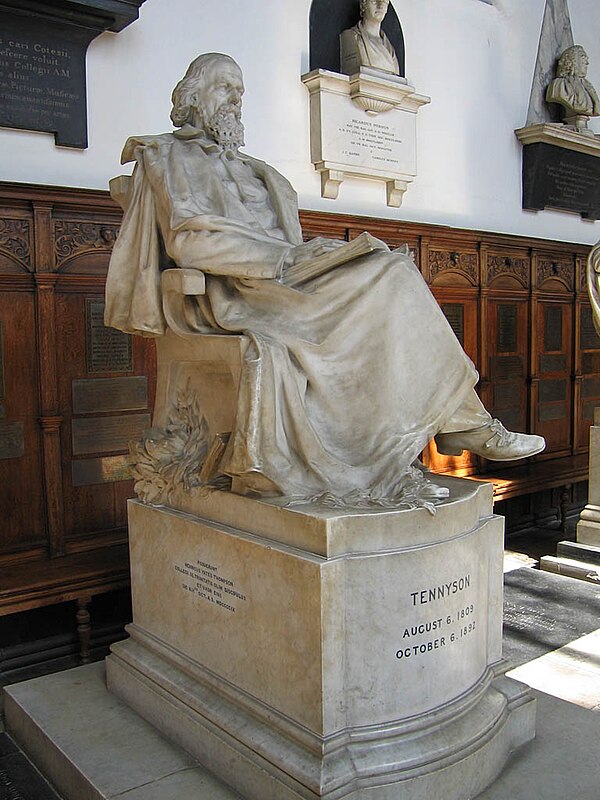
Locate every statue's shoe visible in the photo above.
<box><xmin>435</xmin><ymin>419</ymin><xmax>545</xmax><ymax>461</ymax></box>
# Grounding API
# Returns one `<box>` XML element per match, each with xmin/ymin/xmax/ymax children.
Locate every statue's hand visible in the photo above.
<box><xmin>285</xmin><ymin>237</ymin><xmax>346</xmax><ymax>267</ymax></box>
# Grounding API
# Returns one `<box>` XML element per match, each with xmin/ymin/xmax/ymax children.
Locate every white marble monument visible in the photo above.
<box><xmin>546</xmin><ymin>45</ymin><xmax>600</xmax><ymax>135</ymax></box>
<box><xmin>103</xmin><ymin>52</ymin><xmax>541</xmax><ymax>800</ymax></box>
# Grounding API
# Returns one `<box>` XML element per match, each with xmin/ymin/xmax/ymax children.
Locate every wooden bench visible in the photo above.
<box><xmin>473</xmin><ymin>454</ymin><xmax>589</xmax><ymax>532</ymax></box>
<box><xmin>0</xmin><ymin>546</ymin><xmax>130</xmax><ymax>664</ymax></box>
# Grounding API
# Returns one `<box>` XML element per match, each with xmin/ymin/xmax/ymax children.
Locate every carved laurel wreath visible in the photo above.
<box><xmin>130</xmin><ymin>383</ymin><xmax>227</xmax><ymax>505</ymax></box>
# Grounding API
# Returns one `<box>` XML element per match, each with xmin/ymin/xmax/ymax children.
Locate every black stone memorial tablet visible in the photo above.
<box><xmin>522</xmin><ymin>142</ymin><xmax>600</xmax><ymax>221</ymax></box>
<box><xmin>0</xmin><ymin>0</ymin><xmax>146</xmax><ymax>148</ymax></box>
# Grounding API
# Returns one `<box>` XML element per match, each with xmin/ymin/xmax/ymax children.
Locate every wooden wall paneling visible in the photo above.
<box><xmin>0</xmin><ymin>276</ymin><xmax>46</xmax><ymax>561</ymax></box>
<box><xmin>575</xmin><ymin>300</ymin><xmax>600</xmax><ymax>451</ymax></box>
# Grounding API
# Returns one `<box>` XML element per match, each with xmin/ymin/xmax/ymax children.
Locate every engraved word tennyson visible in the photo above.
<box><xmin>410</xmin><ymin>574</ymin><xmax>471</xmax><ymax>606</ymax></box>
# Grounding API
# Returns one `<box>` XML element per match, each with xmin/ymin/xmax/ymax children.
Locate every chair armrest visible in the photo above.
<box><xmin>162</xmin><ymin>268</ymin><xmax>206</xmax><ymax>296</ymax></box>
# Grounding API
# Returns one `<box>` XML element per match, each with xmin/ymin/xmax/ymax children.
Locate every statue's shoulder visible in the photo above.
<box><xmin>120</xmin><ymin>132</ymin><xmax>178</xmax><ymax>164</ymax></box>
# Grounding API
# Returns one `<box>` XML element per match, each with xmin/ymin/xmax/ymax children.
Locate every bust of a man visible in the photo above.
<box><xmin>546</xmin><ymin>45</ymin><xmax>600</xmax><ymax>134</ymax></box>
<box><xmin>340</xmin><ymin>0</ymin><xmax>399</xmax><ymax>76</ymax></box>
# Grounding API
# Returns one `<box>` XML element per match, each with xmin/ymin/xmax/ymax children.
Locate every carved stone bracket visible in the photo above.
<box><xmin>0</xmin><ymin>218</ymin><xmax>32</xmax><ymax>270</ymax></box>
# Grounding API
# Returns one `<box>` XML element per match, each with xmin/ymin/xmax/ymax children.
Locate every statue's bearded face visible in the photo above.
<box><xmin>194</xmin><ymin>62</ymin><xmax>245</xmax><ymax>149</ymax></box>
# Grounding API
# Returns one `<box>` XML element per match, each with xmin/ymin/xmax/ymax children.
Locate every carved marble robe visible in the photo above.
<box><xmin>105</xmin><ymin>131</ymin><xmax>482</xmax><ymax>498</ymax></box>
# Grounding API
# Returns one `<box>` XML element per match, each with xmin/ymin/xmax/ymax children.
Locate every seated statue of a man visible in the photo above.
<box><xmin>105</xmin><ymin>52</ymin><xmax>544</xmax><ymax>505</ymax></box>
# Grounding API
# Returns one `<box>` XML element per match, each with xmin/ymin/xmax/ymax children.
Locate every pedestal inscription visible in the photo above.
<box><xmin>85</xmin><ymin>300</ymin><xmax>133</xmax><ymax>373</ymax></box>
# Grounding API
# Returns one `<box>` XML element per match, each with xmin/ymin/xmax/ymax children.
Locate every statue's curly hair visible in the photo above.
<box><xmin>170</xmin><ymin>53</ymin><xmax>240</xmax><ymax>128</ymax></box>
<box><xmin>557</xmin><ymin>45</ymin><xmax>587</xmax><ymax>78</ymax></box>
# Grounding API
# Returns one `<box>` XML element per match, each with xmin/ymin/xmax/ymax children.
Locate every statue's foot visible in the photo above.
<box><xmin>435</xmin><ymin>419</ymin><xmax>545</xmax><ymax>461</ymax></box>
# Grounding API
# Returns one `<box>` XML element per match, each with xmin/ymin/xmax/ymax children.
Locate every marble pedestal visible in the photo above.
<box><xmin>542</xmin><ymin>410</ymin><xmax>600</xmax><ymax>582</ymax></box>
<box><xmin>107</xmin><ymin>478</ymin><xmax>535</xmax><ymax>800</ymax></box>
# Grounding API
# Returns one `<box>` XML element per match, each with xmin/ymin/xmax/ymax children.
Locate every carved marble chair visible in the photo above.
<box><xmin>110</xmin><ymin>175</ymin><xmax>249</xmax><ymax>466</ymax></box>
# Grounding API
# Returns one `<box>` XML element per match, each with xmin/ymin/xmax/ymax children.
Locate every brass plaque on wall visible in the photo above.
<box><xmin>72</xmin><ymin>413</ymin><xmax>150</xmax><ymax>455</ymax></box>
<box><xmin>0</xmin><ymin>421</ymin><xmax>24</xmax><ymax>459</ymax></box>
<box><xmin>538</xmin><ymin>403</ymin><xmax>567</xmax><ymax>422</ymax></box>
<box><xmin>493</xmin><ymin>383</ymin><xmax>521</xmax><ymax>410</ymax></box>
<box><xmin>544</xmin><ymin>306</ymin><xmax>563</xmax><ymax>353</ymax></box>
<box><xmin>540</xmin><ymin>354</ymin><xmax>567</xmax><ymax>374</ymax></box>
<box><xmin>582</xmin><ymin>377</ymin><xmax>600</xmax><ymax>399</ymax></box>
<box><xmin>85</xmin><ymin>300</ymin><xmax>133</xmax><ymax>373</ymax></box>
<box><xmin>72</xmin><ymin>454</ymin><xmax>132</xmax><ymax>486</ymax></box>
<box><xmin>497</xmin><ymin>304</ymin><xmax>517</xmax><ymax>353</ymax></box>
<box><xmin>583</xmin><ymin>402</ymin><xmax>598</xmax><ymax>421</ymax></box>
<box><xmin>580</xmin><ymin>307</ymin><xmax>600</xmax><ymax>351</ymax></box>
<box><xmin>0</xmin><ymin>321</ymin><xmax>4</xmax><ymax>400</ymax></box>
<box><xmin>490</xmin><ymin>356</ymin><xmax>524</xmax><ymax>382</ymax></box>
<box><xmin>582</xmin><ymin>353</ymin><xmax>600</xmax><ymax>374</ymax></box>
<box><xmin>441</xmin><ymin>304</ymin><xmax>464</xmax><ymax>346</ymax></box>
<box><xmin>539</xmin><ymin>379</ymin><xmax>567</xmax><ymax>403</ymax></box>
<box><xmin>72</xmin><ymin>377</ymin><xmax>148</xmax><ymax>414</ymax></box>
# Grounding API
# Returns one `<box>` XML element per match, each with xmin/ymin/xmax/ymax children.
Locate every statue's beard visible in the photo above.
<box><xmin>205</xmin><ymin>104</ymin><xmax>245</xmax><ymax>150</ymax></box>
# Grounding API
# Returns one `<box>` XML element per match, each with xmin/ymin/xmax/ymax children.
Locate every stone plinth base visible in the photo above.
<box><xmin>107</xmin><ymin>478</ymin><xmax>535</xmax><ymax>800</ymax></box>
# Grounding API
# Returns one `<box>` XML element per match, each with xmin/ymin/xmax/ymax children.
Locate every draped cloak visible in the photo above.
<box><xmin>105</xmin><ymin>133</ymin><xmax>479</xmax><ymax>498</ymax></box>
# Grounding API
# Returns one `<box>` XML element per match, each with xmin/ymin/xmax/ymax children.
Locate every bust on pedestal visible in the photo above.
<box><xmin>546</xmin><ymin>45</ymin><xmax>600</xmax><ymax>135</ymax></box>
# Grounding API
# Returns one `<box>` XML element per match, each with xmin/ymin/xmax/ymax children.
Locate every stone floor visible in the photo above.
<box><xmin>2</xmin><ymin>520</ymin><xmax>600</xmax><ymax>800</ymax></box>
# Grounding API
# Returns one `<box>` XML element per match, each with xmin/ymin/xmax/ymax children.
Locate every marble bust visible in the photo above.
<box><xmin>340</xmin><ymin>0</ymin><xmax>400</xmax><ymax>76</ymax></box>
<box><xmin>546</xmin><ymin>45</ymin><xmax>600</xmax><ymax>133</ymax></box>
<box><xmin>105</xmin><ymin>52</ymin><xmax>544</xmax><ymax>507</ymax></box>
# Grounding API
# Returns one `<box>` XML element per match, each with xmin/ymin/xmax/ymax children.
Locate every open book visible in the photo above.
<box><xmin>282</xmin><ymin>232</ymin><xmax>390</xmax><ymax>288</ymax></box>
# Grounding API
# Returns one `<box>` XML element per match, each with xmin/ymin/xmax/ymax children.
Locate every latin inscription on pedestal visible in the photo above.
<box><xmin>0</xmin><ymin>11</ymin><xmax>94</xmax><ymax>148</ymax></box>
<box><xmin>85</xmin><ymin>300</ymin><xmax>133</xmax><ymax>373</ymax></box>
<box><xmin>522</xmin><ymin>143</ymin><xmax>600</xmax><ymax>220</ymax></box>
<box><xmin>174</xmin><ymin>558</ymin><xmax>248</xmax><ymax>614</ymax></box>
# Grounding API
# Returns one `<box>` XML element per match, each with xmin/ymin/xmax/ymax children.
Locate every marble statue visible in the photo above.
<box><xmin>105</xmin><ymin>52</ymin><xmax>544</xmax><ymax>508</ymax></box>
<box><xmin>546</xmin><ymin>45</ymin><xmax>600</xmax><ymax>133</ymax></box>
<box><xmin>340</xmin><ymin>0</ymin><xmax>400</xmax><ymax>76</ymax></box>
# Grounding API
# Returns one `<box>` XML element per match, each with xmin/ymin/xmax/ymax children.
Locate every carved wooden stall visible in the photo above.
<box><xmin>0</xmin><ymin>181</ymin><xmax>595</xmax><ymax>664</ymax></box>
<box><xmin>0</xmin><ymin>182</ymin><xmax>155</xmax><ymax>662</ymax></box>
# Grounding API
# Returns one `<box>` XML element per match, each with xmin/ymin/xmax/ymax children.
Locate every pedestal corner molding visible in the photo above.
<box><xmin>301</xmin><ymin>68</ymin><xmax>430</xmax><ymax>207</ymax></box>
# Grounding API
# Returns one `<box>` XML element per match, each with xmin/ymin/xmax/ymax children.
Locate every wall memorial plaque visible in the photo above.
<box><xmin>72</xmin><ymin>376</ymin><xmax>148</xmax><ymax>414</ymax></box>
<box><xmin>544</xmin><ymin>305</ymin><xmax>563</xmax><ymax>352</ymax></box>
<box><xmin>0</xmin><ymin>1</ymin><xmax>146</xmax><ymax>148</ymax></box>
<box><xmin>582</xmin><ymin>352</ymin><xmax>600</xmax><ymax>374</ymax></box>
<box><xmin>522</xmin><ymin>143</ymin><xmax>600</xmax><ymax>221</ymax></box>
<box><xmin>441</xmin><ymin>304</ymin><xmax>465</xmax><ymax>346</ymax></box>
<box><xmin>85</xmin><ymin>299</ymin><xmax>133</xmax><ymax>373</ymax></box>
<box><xmin>540</xmin><ymin>354</ymin><xmax>567</xmax><ymax>374</ymax></box>
<box><xmin>497</xmin><ymin>304</ymin><xmax>518</xmax><ymax>353</ymax></box>
<box><xmin>0</xmin><ymin>420</ymin><xmax>23</xmax><ymax>459</ymax></box>
<box><xmin>490</xmin><ymin>356</ymin><xmax>524</xmax><ymax>382</ymax></box>
<box><xmin>580</xmin><ymin>306</ymin><xmax>600</xmax><ymax>351</ymax></box>
<box><xmin>582</xmin><ymin>377</ymin><xmax>600</xmax><ymax>399</ymax></box>
<box><xmin>72</xmin><ymin>413</ymin><xmax>150</xmax><ymax>456</ymax></box>
<box><xmin>539</xmin><ymin>379</ymin><xmax>567</xmax><ymax>403</ymax></box>
<box><xmin>72</xmin><ymin>454</ymin><xmax>132</xmax><ymax>487</ymax></box>
<box><xmin>538</xmin><ymin>403</ymin><xmax>567</xmax><ymax>422</ymax></box>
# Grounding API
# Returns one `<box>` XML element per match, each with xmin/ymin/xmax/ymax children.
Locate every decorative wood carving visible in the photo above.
<box><xmin>0</xmin><ymin>218</ymin><xmax>32</xmax><ymax>270</ymax></box>
<box><xmin>429</xmin><ymin>250</ymin><xmax>478</xmax><ymax>285</ymax></box>
<box><xmin>54</xmin><ymin>221</ymin><xmax>120</xmax><ymax>268</ymax></box>
<box><xmin>537</xmin><ymin>257</ymin><xmax>574</xmax><ymax>291</ymax></box>
<box><xmin>486</xmin><ymin>254</ymin><xmax>529</xmax><ymax>288</ymax></box>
